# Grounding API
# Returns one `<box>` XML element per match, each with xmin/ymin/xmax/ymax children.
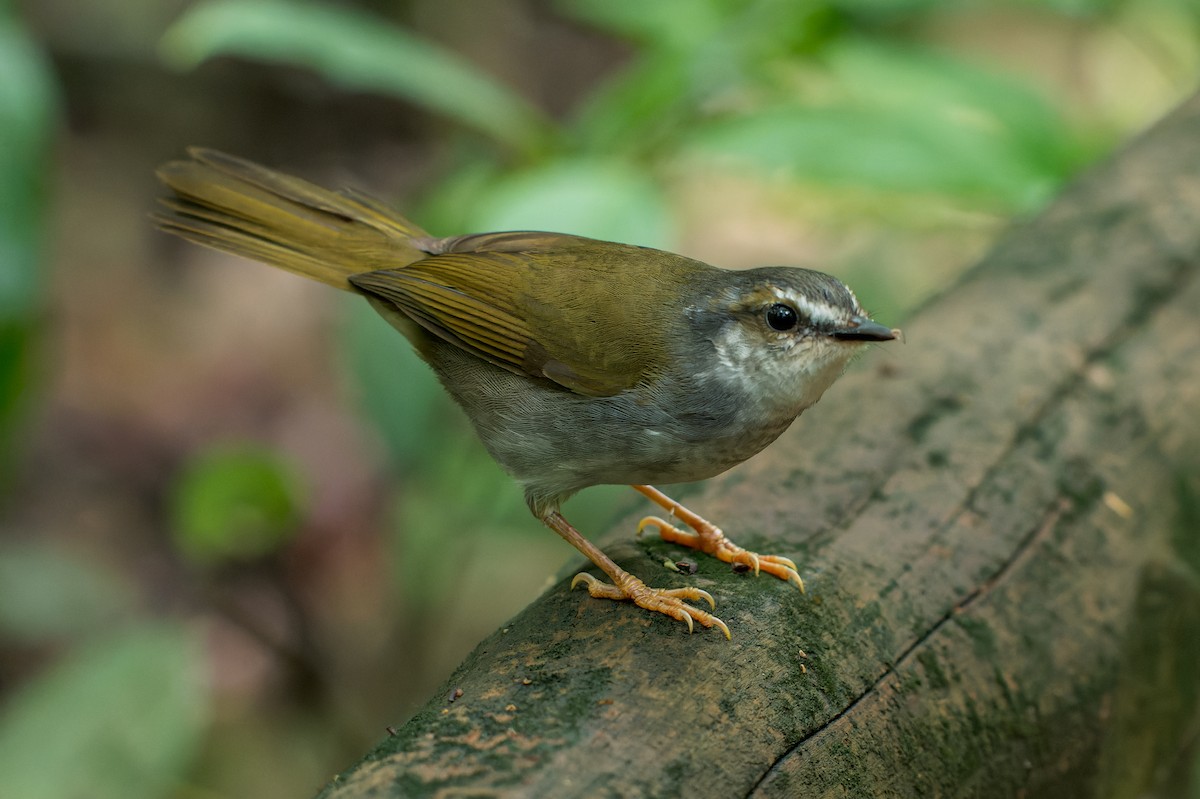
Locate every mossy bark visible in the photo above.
<box><xmin>316</xmin><ymin>93</ymin><xmax>1200</xmax><ymax>798</ymax></box>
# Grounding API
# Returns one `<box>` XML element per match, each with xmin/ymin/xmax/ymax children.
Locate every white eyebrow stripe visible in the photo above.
<box><xmin>845</xmin><ymin>284</ymin><xmax>861</xmax><ymax>309</ymax></box>
<box><xmin>775</xmin><ymin>288</ymin><xmax>843</xmax><ymax>326</ymax></box>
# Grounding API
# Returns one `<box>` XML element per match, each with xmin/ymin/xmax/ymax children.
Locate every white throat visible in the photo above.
<box><xmin>707</xmin><ymin>324</ymin><xmax>854</xmax><ymax>417</ymax></box>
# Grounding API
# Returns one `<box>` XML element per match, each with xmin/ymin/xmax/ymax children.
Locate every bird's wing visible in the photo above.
<box><xmin>349</xmin><ymin>232</ymin><xmax>677</xmax><ymax>397</ymax></box>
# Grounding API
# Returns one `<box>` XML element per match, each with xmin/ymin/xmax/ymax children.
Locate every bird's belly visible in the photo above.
<box><xmin>614</xmin><ymin>417</ymin><xmax>793</xmax><ymax>485</ymax></box>
<box><xmin>428</xmin><ymin>346</ymin><xmax>801</xmax><ymax>504</ymax></box>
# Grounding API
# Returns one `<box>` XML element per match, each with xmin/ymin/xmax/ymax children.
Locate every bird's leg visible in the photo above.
<box><xmin>631</xmin><ymin>485</ymin><xmax>805</xmax><ymax>593</ymax></box>
<box><xmin>542</xmin><ymin>511</ymin><xmax>730</xmax><ymax>638</ymax></box>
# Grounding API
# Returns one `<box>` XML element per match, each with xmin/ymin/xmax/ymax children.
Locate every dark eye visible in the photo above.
<box><xmin>765</xmin><ymin>303</ymin><xmax>798</xmax><ymax>332</ymax></box>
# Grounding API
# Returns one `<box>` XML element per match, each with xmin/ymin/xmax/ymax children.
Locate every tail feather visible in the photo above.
<box><xmin>154</xmin><ymin>148</ymin><xmax>429</xmax><ymax>290</ymax></box>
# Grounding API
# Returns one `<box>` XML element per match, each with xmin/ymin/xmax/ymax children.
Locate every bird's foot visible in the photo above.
<box><xmin>570</xmin><ymin>572</ymin><xmax>730</xmax><ymax>639</ymax></box>
<box><xmin>632</xmin><ymin>486</ymin><xmax>805</xmax><ymax>593</ymax></box>
<box><xmin>638</xmin><ymin>516</ymin><xmax>804</xmax><ymax>591</ymax></box>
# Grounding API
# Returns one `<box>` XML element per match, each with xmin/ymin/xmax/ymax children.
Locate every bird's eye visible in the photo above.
<box><xmin>765</xmin><ymin>303</ymin><xmax>799</xmax><ymax>332</ymax></box>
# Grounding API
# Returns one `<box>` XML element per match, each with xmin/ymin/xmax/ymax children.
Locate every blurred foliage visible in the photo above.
<box><xmin>688</xmin><ymin>37</ymin><xmax>1090</xmax><ymax>208</ymax></box>
<box><xmin>0</xmin><ymin>11</ymin><xmax>56</xmax><ymax>478</ymax></box>
<box><xmin>466</xmin><ymin>158</ymin><xmax>674</xmax><ymax>246</ymax></box>
<box><xmin>170</xmin><ymin>445</ymin><xmax>305</xmax><ymax>564</ymax></box>
<box><xmin>340</xmin><ymin>306</ymin><xmax>446</xmax><ymax>472</ymax></box>
<box><xmin>158</xmin><ymin>0</ymin><xmax>1128</xmax><ymax>241</ymax></box>
<box><xmin>159</xmin><ymin>0</ymin><xmax>550</xmax><ymax>152</ymax></box>
<box><xmin>0</xmin><ymin>544</ymin><xmax>134</xmax><ymax>643</ymax></box>
<box><xmin>0</xmin><ymin>624</ymin><xmax>208</xmax><ymax>799</ymax></box>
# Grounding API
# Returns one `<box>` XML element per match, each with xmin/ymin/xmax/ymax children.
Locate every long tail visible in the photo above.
<box><xmin>154</xmin><ymin>148</ymin><xmax>429</xmax><ymax>290</ymax></box>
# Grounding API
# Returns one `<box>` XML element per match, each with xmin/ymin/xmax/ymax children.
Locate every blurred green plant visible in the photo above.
<box><xmin>686</xmin><ymin>37</ymin><xmax>1089</xmax><ymax>209</ymax></box>
<box><xmin>0</xmin><ymin>624</ymin><xmax>209</xmax><ymax>799</ymax></box>
<box><xmin>159</xmin><ymin>0</ymin><xmax>551</xmax><ymax>153</ymax></box>
<box><xmin>0</xmin><ymin>12</ymin><xmax>57</xmax><ymax>482</ymax></box>
<box><xmin>0</xmin><ymin>544</ymin><xmax>134</xmax><ymax>642</ymax></box>
<box><xmin>0</xmin><ymin>15</ymin><xmax>219</xmax><ymax>799</ymax></box>
<box><xmin>158</xmin><ymin>0</ymin><xmax>1111</xmax><ymax>231</ymax></box>
<box><xmin>341</xmin><ymin>306</ymin><xmax>447</xmax><ymax>473</ymax></box>
<box><xmin>169</xmin><ymin>445</ymin><xmax>305</xmax><ymax>564</ymax></box>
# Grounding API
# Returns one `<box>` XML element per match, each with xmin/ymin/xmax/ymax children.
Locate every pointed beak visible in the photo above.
<box><xmin>832</xmin><ymin>316</ymin><xmax>898</xmax><ymax>342</ymax></box>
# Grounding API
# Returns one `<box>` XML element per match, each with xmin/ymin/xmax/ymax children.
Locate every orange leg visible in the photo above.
<box><xmin>543</xmin><ymin>511</ymin><xmax>730</xmax><ymax>639</ymax></box>
<box><xmin>631</xmin><ymin>485</ymin><xmax>805</xmax><ymax>593</ymax></box>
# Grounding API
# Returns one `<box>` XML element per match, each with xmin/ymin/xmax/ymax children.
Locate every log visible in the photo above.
<box><xmin>316</xmin><ymin>93</ymin><xmax>1200</xmax><ymax>798</ymax></box>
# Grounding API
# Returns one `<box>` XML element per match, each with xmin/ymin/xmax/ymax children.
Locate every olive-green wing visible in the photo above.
<box><xmin>349</xmin><ymin>232</ymin><xmax>684</xmax><ymax>397</ymax></box>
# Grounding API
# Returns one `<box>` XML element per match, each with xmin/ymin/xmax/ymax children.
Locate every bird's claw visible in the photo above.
<box><xmin>570</xmin><ymin>572</ymin><xmax>729</xmax><ymax>638</ymax></box>
<box><xmin>637</xmin><ymin>514</ymin><xmax>805</xmax><ymax>593</ymax></box>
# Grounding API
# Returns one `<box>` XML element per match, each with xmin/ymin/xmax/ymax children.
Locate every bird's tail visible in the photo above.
<box><xmin>154</xmin><ymin>148</ymin><xmax>428</xmax><ymax>289</ymax></box>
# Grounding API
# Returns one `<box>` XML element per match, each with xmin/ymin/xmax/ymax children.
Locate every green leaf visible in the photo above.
<box><xmin>557</xmin><ymin>0</ymin><xmax>730</xmax><ymax>51</ymax></box>
<box><xmin>564</xmin><ymin>2</ymin><xmax>836</xmax><ymax>155</ymax></box>
<box><xmin>0</xmin><ymin>543</ymin><xmax>133</xmax><ymax>643</ymax></box>
<box><xmin>687</xmin><ymin>40</ymin><xmax>1091</xmax><ymax>209</ymax></box>
<box><xmin>1008</xmin><ymin>0</ymin><xmax>1119</xmax><ymax>17</ymax></box>
<box><xmin>0</xmin><ymin>17</ymin><xmax>56</xmax><ymax>316</ymax></box>
<box><xmin>0</xmin><ymin>319</ymin><xmax>34</xmax><ymax>469</ymax></box>
<box><xmin>570</xmin><ymin>50</ymin><xmax>694</xmax><ymax>155</ymax></box>
<box><xmin>0</xmin><ymin>15</ymin><xmax>57</xmax><ymax>476</ymax></box>
<box><xmin>681</xmin><ymin>41</ymin><xmax>1094</xmax><ymax>208</ymax></box>
<box><xmin>692</xmin><ymin>105</ymin><xmax>1040</xmax><ymax>202</ymax></box>
<box><xmin>170</xmin><ymin>446</ymin><xmax>304</xmax><ymax>564</ymax></box>
<box><xmin>159</xmin><ymin>0</ymin><xmax>550</xmax><ymax>151</ymax></box>
<box><xmin>0</xmin><ymin>624</ymin><xmax>209</xmax><ymax>799</ymax></box>
<box><xmin>826</xmin><ymin>0</ymin><xmax>948</xmax><ymax>19</ymax></box>
<box><xmin>827</xmin><ymin>38</ymin><xmax>1087</xmax><ymax>179</ymax></box>
<box><xmin>468</xmin><ymin>159</ymin><xmax>673</xmax><ymax>248</ymax></box>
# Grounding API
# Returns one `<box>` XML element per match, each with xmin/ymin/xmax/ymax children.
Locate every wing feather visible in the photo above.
<box><xmin>349</xmin><ymin>233</ymin><xmax>702</xmax><ymax>396</ymax></box>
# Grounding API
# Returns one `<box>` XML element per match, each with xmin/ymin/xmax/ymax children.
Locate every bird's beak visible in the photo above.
<box><xmin>832</xmin><ymin>316</ymin><xmax>898</xmax><ymax>342</ymax></box>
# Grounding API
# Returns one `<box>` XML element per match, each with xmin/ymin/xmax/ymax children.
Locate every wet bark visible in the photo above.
<box><xmin>317</xmin><ymin>93</ymin><xmax>1200</xmax><ymax>798</ymax></box>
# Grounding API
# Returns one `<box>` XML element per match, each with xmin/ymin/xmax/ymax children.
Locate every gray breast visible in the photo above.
<box><xmin>425</xmin><ymin>341</ymin><xmax>798</xmax><ymax>510</ymax></box>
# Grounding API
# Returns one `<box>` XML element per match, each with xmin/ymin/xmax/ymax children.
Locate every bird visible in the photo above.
<box><xmin>154</xmin><ymin>148</ymin><xmax>898</xmax><ymax>638</ymax></box>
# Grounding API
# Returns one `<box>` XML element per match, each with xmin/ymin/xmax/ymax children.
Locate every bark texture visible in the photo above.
<box><xmin>317</xmin><ymin>93</ymin><xmax>1200</xmax><ymax>798</ymax></box>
